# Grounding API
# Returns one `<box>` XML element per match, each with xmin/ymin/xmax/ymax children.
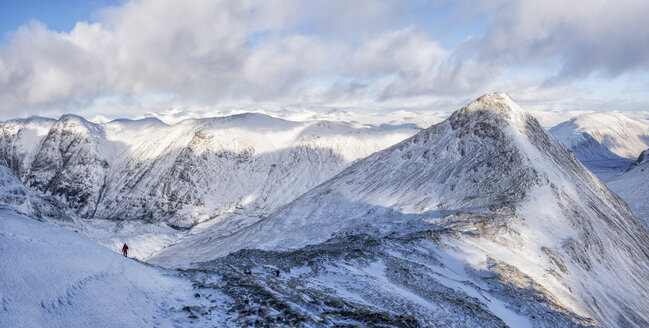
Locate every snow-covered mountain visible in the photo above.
<box><xmin>549</xmin><ymin>111</ymin><xmax>649</xmax><ymax>182</ymax></box>
<box><xmin>549</xmin><ymin>111</ymin><xmax>649</xmax><ymax>161</ymax></box>
<box><xmin>0</xmin><ymin>113</ymin><xmax>417</xmax><ymax>230</ymax></box>
<box><xmin>26</xmin><ymin>115</ymin><xmax>112</xmax><ymax>217</ymax></box>
<box><xmin>94</xmin><ymin>114</ymin><xmax>418</xmax><ymax>229</ymax></box>
<box><xmin>0</xmin><ymin>164</ymin><xmax>76</xmax><ymax>222</ymax></box>
<box><xmin>150</xmin><ymin>93</ymin><xmax>649</xmax><ymax>327</ymax></box>
<box><xmin>608</xmin><ymin>149</ymin><xmax>649</xmax><ymax>226</ymax></box>
<box><xmin>0</xmin><ymin>115</ymin><xmax>112</xmax><ymax>219</ymax></box>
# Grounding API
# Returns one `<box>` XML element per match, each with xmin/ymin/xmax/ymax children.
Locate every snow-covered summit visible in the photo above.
<box><xmin>152</xmin><ymin>93</ymin><xmax>649</xmax><ymax>327</ymax></box>
<box><xmin>107</xmin><ymin>117</ymin><xmax>167</xmax><ymax>127</ymax></box>
<box><xmin>459</xmin><ymin>92</ymin><xmax>523</xmax><ymax>116</ymax></box>
<box><xmin>54</xmin><ymin>114</ymin><xmax>107</xmax><ymax>136</ymax></box>
<box><xmin>22</xmin><ymin>113</ymin><xmax>111</xmax><ymax>217</ymax></box>
<box><xmin>199</xmin><ymin>112</ymin><xmax>298</xmax><ymax>128</ymax></box>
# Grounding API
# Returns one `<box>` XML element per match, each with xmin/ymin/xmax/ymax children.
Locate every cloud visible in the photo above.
<box><xmin>0</xmin><ymin>0</ymin><xmax>465</xmax><ymax>116</ymax></box>
<box><xmin>474</xmin><ymin>0</ymin><xmax>649</xmax><ymax>81</ymax></box>
<box><xmin>349</xmin><ymin>27</ymin><xmax>447</xmax><ymax>79</ymax></box>
<box><xmin>0</xmin><ymin>0</ymin><xmax>648</xmax><ymax>120</ymax></box>
<box><xmin>241</xmin><ymin>35</ymin><xmax>343</xmax><ymax>100</ymax></box>
<box><xmin>0</xmin><ymin>21</ymin><xmax>107</xmax><ymax>110</ymax></box>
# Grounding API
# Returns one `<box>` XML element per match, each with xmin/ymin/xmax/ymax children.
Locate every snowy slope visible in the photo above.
<box><xmin>0</xmin><ymin>208</ymin><xmax>228</xmax><ymax>328</ymax></box>
<box><xmin>607</xmin><ymin>149</ymin><xmax>649</xmax><ymax>226</ymax></box>
<box><xmin>151</xmin><ymin>93</ymin><xmax>649</xmax><ymax>327</ymax></box>
<box><xmin>0</xmin><ymin>160</ymin><xmax>182</xmax><ymax>262</ymax></box>
<box><xmin>549</xmin><ymin>111</ymin><xmax>649</xmax><ymax>161</ymax></box>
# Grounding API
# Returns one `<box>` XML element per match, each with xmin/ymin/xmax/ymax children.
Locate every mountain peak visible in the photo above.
<box><xmin>58</xmin><ymin>113</ymin><xmax>89</xmax><ymax>122</ymax></box>
<box><xmin>461</xmin><ymin>92</ymin><xmax>520</xmax><ymax>114</ymax></box>
<box><xmin>450</xmin><ymin>92</ymin><xmax>530</xmax><ymax>131</ymax></box>
<box><xmin>448</xmin><ymin>92</ymin><xmax>533</xmax><ymax>137</ymax></box>
<box><xmin>54</xmin><ymin>114</ymin><xmax>104</xmax><ymax>136</ymax></box>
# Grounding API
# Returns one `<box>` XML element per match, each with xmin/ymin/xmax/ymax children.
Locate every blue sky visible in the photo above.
<box><xmin>0</xmin><ymin>0</ymin><xmax>648</xmax><ymax>123</ymax></box>
<box><xmin>0</xmin><ymin>0</ymin><xmax>123</xmax><ymax>41</ymax></box>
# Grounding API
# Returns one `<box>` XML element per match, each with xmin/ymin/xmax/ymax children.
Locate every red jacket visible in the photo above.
<box><xmin>122</xmin><ymin>245</ymin><xmax>129</xmax><ymax>252</ymax></box>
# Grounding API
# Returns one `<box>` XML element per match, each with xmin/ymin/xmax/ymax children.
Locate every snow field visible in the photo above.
<box><xmin>0</xmin><ymin>208</ymin><xmax>227</xmax><ymax>328</ymax></box>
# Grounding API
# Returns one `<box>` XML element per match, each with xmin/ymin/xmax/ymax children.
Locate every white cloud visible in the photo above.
<box><xmin>241</xmin><ymin>35</ymin><xmax>342</xmax><ymax>99</ymax></box>
<box><xmin>0</xmin><ymin>0</ymin><xmax>648</xmax><ymax>120</ymax></box>
<box><xmin>475</xmin><ymin>0</ymin><xmax>649</xmax><ymax>80</ymax></box>
<box><xmin>349</xmin><ymin>27</ymin><xmax>447</xmax><ymax>79</ymax></box>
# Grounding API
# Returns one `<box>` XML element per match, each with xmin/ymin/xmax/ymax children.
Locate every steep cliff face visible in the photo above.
<box><xmin>151</xmin><ymin>93</ymin><xmax>649</xmax><ymax>327</ymax></box>
<box><xmin>24</xmin><ymin>115</ymin><xmax>111</xmax><ymax>217</ymax></box>
<box><xmin>89</xmin><ymin>114</ymin><xmax>416</xmax><ymax>228</ymax></box>
<box><xmin>0</xmin><ymin>116</ymin><xmax>56</xmax><ymax>177</ymax></box>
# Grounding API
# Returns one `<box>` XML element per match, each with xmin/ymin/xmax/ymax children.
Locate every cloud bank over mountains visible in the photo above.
<box><xmin>1</xmin><ymin>0</ymin><xmax>648</xmax><ymax>120</ymax></box>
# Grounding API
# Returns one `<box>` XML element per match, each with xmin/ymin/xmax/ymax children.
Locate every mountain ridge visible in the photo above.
<box><xmin>0</xmin><ymin>112</ymin><xmax>419</xmax><ymax>257</ymax></box>
<box><xmin>150</xmin><ymin>92</ymin><xmax>649</xmax><ymax>327</ymax></box>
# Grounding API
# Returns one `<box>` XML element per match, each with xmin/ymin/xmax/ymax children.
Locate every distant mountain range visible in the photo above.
<box><xmin>0</xmin><ymin>113</ymin><xmax>418</xmax><ymax>229</ymax></box>
<box><xmin>549</xmin><ymin>111</ymin><xmax>649</xmax><ymax>162</ymax></box>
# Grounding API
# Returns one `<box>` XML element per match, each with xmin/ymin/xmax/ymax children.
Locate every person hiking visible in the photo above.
<box><xmin>122</xmin><ymin>243</ymin><xmax>129</xmax><ymax>257</ymax></box>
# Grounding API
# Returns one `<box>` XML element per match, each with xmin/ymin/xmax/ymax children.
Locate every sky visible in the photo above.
<box><xmin>0</xmin><ymin>0</ymin><xmax>649</xmax><ymax>125</ymax></box>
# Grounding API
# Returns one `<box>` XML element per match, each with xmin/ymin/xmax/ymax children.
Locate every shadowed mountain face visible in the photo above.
<box><xmin>151</xmin><ymin>93</ymin><xmax>649</xmax><ymax>327</ymax></box>
<box><xmin>0</xmin><ymin>113</ymin><xmax>418</xmax><ymax>228</ymax></box>
<box><xmin>0</xmin><ymin>165</ymin><xmax>76</xmax><ymax>222</ymax></box>
<box><xmin>608</xmin><ymin>149</ymin><xmax>649</xmax><ymax>226</ymax></box>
